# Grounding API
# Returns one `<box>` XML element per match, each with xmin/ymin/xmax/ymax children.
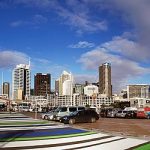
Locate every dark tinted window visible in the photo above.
<box><xmin>60</xmin><ymin>107</ymin><xmax>67</xmax><ymax>112</ymax></box>
<box><xmin>78</xmin><ymin>107</ymin><xmax>85</xmax><ymax>110</ymax></box>
<box><xmin>69</xmin><ymin>107</ymin><xmax>77</xmax><ymax>112</ymax></box>
<box><xmin>118</xmin><ymin>111</ymin><xmax>122</xmax><ymax>113</ymax></box>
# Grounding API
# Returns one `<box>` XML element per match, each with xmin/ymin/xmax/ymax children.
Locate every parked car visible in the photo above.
<box><xmin>18</xmin><ymin>106</ymin><xmax>29</xmax><ymax>112</ymax></box>
<box><xmin>115</xmin><ymin>110</ymin><xmax>128</xmax><ymax>118</ymax></box>
<box><xmin>41</xmin><ymin>109</ymin><xmax>56</xmax><ymax>120</ymax></box>
<box><xmin>147</xmin><ymin>112</ymin><xmax>150</xmax><ymax>119</ymax></box>
<box><xmin>125</xmin><ymin>110</ymin><xmax>137</xmax><ymax>119</ymax></box>
<box><xmin>88</xmin><ymin>106</ymin><xmax>100</xmax><ymax>114</ymax></box>
<box><xmin>137</xmin><ymin>107</ymin><xmax>150</xmax><ymax>119</ymax></box>
<box><xmin>100</xmin><ymin>108</ymin><xmax>113</xmax><ymax>117</ymax></box>
<box><xmin>60</xmin><ymin>109</ymin><xmax>99</xmax><ymax>124</ymax></box>
<box><xmin>107</xmin><ymin>108</ymin><xmax>121</xmax><ymax>118</ymax></box>
<box><xmin>54</xmin><ymin>106</ymin><xmax>85</xmax><ymax>121</ymax></box>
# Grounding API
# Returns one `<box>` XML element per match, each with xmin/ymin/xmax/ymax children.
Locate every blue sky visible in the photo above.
<box><xmin>0</xmin><ymin>0</ymin><xmax>150</xmax><ymax>93</ymax></box>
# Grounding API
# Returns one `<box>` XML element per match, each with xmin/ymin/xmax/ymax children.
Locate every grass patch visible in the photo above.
<box><xmin>0</xmin><ymin>121</ymin><xmax>48</xmax><ymax>126</ymax></box>
<box><xmin>134</xmin><ymin>143</ymin><xmax>150</xmax><ymax>150</ymax></box>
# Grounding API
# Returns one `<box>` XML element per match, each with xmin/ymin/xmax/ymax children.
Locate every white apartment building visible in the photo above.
<box><xmin>54</xmin><ymin>94</ymin><xmax>113</xmax><ymax>109</ymax></box>
<box><xmin>12</xmin><ymin>64</ymin><xmax>31</xmax><ymax>100</ymax></box>
<box><xmin>63</xmin><ymin>80</ymin><xmax>72</xmax><ymax>95</ymax></box>
<box><xmin>58</xmin><ymin>71</ymin><xmax>73</xmax><ymax>96</ymax></box>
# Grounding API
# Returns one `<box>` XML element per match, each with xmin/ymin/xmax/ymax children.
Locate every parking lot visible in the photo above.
<box><xmin>74</xmin><ymin>118</ymin><xmax>150</xmax><ymax>140</ymax></box>
<box><xmin>23</xmin><ymin>112</ymin><xmax>150</xmax><ymax>140</ymax></box>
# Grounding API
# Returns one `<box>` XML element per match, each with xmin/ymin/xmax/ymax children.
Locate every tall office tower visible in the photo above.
<box><xmin>3</xmin><ymin>82</ymin><xmax>10</xmax><ymax>98</ymax></box>
<box><xmin>58</xmin><ymin>71</ymin><xmax>73</xmax><ymax>96</ymax></box>
<box><xmin>99</xmin><ymin>63</ymin><xmax>112</xmax><ymax>97</ymax></box>
<box><xmin>55</xmin><ymin>79</ymin><xmax>59</xmax><ymax>95</ymax></box>
<box><xmin>34</xmin><ymin>73</ymin><xmax>51</xmax><ymax>96</ymax></box>
<box><xmin>12</xmin><ymin>64</ymin><xmax>31</xmax><ymax>100</ymax></box>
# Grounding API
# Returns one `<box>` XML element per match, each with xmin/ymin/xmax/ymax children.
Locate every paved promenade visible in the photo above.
<box><xmin>0</xmin><ymin>112</ymin><xmax>149</xmax><ymax>150</ymax></box>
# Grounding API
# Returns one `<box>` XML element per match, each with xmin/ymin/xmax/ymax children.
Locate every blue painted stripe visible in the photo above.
<box><xmin>0</xmin><ymin>127</ymin><xmax>87</xmax><ymax>139</ymax></box>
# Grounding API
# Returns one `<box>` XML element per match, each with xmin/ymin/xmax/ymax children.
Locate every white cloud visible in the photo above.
<box><xmin>10</xmin><ymin>20</ymin><xmax>25</xmax><ymax>27</ymax></box>
<box><xmin>55</xmin><ymin>5</ymin><xmax>107</xmax><ymax>34</ymax></box>
<box><xmin>10</xmin><ymin>14</ymin><xmax>47</xmax><ymax>27</ymax></box>
<box><xmin>69</xmin><ymin>41</ymin><xmax>95</xmax><ymax>48</ymax></box>
<box><xmin>78</xmin><ymin>36</ymin><xmax>150</xmax><ymax>92</ymax></box>
<box><xmin>83</xmin><ymin>0</ymin><xmax>150</xmax><ymax>49</ymax></box>
<box><xmin>0</xmin><ymin>50</ymin><xmax>29</xmax><ymax>69</ymax></box>
<box><xmin>33</xmin><ymin>58</ymin><xmax>51</xmax><ymax>64</ymax></box>
<box><xmin>111</xmin><ymin>0</ymin><xmax>150</xmax><ymax>47</ymax></box>
<box><xmin>14</xmin><ymin>0</ymin><xmax>53</xmax><ymax>8</ymax></box>
<box><xmin>31</xmin><ymin>58</ymin><xmax>69</xmax><ymax>79</ymax></box>
<box><xmin>13</xmin><ymin>0</ymin><xmax>107</xmax><ymax>33</ymax></box>
<box><xmin>102</xmin><ymin>36</ymin><xmax>149</xmax><ymax>62</ymax></box>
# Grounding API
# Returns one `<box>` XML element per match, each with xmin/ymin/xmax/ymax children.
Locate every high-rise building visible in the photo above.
<box><xmin>12</xmin><ymin>64</ymin><xmax>31</xmax><ymax>100</ymax></box>
<box><xmin>34</xmin><ymin>73</ymin><xmax>51</xmax><ymax>96</ymax></box>
<box><xmin>58</xmin><ymin>71</ymin><xmax>73</xmax><ymax>96</ymax></box>
<box><xmin>3</xmin><ymin>82</ymin><xmax>10</xmax><ymax>98</ymax></box>
<box><xmin>55</xmin><ymin>79</ymin><xmax>59</xmax><ymax>95</ymax></box>
<box><xmin>99</xmin><ymin>63</ymin><xmax>112</xmax><ymax>97</ymax></box>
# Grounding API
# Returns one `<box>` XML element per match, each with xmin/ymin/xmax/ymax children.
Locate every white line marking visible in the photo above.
<box><xmin>1</xmin><ymin>133</ymin><xmax>107</xmax><ymax>148</ymax></box>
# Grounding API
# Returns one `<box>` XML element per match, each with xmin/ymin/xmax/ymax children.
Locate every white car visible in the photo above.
<box><xmin>115</xmin><ymin>110</ymin><xmax>128</xmax><ymax>118</ymax></box>
<box><xmin>41</xmin><ymin>110</ymin><xmax>56</xmax><ymax>120</ymax></box>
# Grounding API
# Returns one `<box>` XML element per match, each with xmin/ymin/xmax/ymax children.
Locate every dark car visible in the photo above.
<box><xmin>60</xmin><ymin>109</ymin><xmax>99</xmax><ymax>124</ymax></box>
<box><xmin>100</xmin><ymin>108</ymin><xmax>113</xmax><ymax>117</ymax></box>
<box><xmin>125</xmin><ymin>110</ymin><xmax>137</xmax><ymax>119</ymax></box>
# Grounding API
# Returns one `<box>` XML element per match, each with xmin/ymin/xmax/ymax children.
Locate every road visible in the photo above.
<box><xmin>23</xmin><ymin>112</ymin><xmax>150</xmax><ymax>140</ymax></box>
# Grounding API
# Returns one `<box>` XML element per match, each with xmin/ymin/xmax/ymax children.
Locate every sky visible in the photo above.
<box><xmin>0</xmin><ymin>0</ymin><xmax>150</xmax><ymax>93</ymax></box>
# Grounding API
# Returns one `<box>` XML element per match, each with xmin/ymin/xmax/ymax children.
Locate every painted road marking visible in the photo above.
<box><xmin>0</xmin><ymin>112</ymin><xmax>149</xmax><ymax>150</ymax></box>
<box><xmin>78</xmin><ymin>138</ymin><xmax>148</xmax><ymax>150</ymax></box>
<box><xmin>0</xmin><ymin>124</ymin><xmax>58</xmax><ymax>128</ymax></box>
<box><xmin>0</xmin><ymin>127</ymin><xmax>92</xmax><ymax>141</ymax></box>
<box><xmin>0</xmin><ymin>133</ymin><xmax>111</xmax><ymax>148</ymax></box>
<box><xmin>0</xmin><ymin>124</ymin><xmax>68</xmax><ymax>131</ymax></box>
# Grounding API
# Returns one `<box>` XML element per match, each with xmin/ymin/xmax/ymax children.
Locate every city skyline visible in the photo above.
<box><xmin>0</xmin><ymin>1</ymin><xmax>150</xmax><ymax>93</ymax></box>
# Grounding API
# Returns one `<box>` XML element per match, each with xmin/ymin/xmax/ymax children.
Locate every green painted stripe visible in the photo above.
<box><xmin>0</xmin><ymin>121</ymin><xmax>48</xmax><ymax>125</ymax></box>
<box><xmin>1</xmin><ymin>131</ymin><xmax>96</xmax><ymax>142</ymax></box>
<box><xmin>134</xmin><ymin>143</ymin><xmax>150</xmax><ymax>150</ymax></box>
